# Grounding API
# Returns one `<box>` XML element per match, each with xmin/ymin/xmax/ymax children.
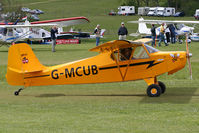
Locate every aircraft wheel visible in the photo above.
<box><xmin>14</xmin><ymin>88</ymin><xmax>23</xmax><ymax>96</ymax></box>
<box><xmin>14</xmin><ymin>91</ymin><xmax>19</xmax><ymax>96</ymax></box>
<box><xmin>158</xmin><ymin>81</ymin><xmax>166</xmax><ymax>94</ymax></box>
<box><xmin>147</xmin><ymin>84</ymin><xmax>162</xmax><ymax>97</ymax></box>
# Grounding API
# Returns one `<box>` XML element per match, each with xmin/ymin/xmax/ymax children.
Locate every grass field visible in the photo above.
<box><xmin>1</xmin><ymin>41</ymin><xmax>199</xmax><ymax>133</ymax></box>
<box><xmin>1</xmin><ymin>0</ymin><xmax>199</xmax><ymax>132</ymax></box>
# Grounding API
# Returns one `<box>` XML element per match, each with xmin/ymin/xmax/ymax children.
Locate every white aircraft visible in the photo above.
<box><xmin>89</xmin><ymin>29</ymin><xmax>106</xmax><ymax>38</ymax></box>
<box><xmin>0</xmin><ymin>17</ymin><xmax>90</xmax><ymax>46</ymax></box>
<box><xmin>128</xmin><ymin>17</ymin><xmax>199</xmax><ymax>40</ymax></box>
<box><xmin>190</xmin><ymin>33</ymin><xmax>199</xmax><ymax>41</ymax></box>
<box><xmin>59</xmin><ymin>28</ymin><xmax>106</xmax><ymax>39</ymax></box>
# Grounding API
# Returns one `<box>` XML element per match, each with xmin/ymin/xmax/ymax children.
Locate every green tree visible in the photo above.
<box><xmin>1</xmin><ymin>0</ymin><xmax>25</xmax><ymax>22</ymax></box>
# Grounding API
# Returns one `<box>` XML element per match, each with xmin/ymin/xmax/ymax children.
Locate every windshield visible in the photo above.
<box><xmin>144</xmin><ymin>44</ymin><xmax>159</xmax><ymax>54</ymax></box>
<box><xmin>176</xmin><ymin>24</ymin><xmax>185</xmax><ymax>30</ymax></box>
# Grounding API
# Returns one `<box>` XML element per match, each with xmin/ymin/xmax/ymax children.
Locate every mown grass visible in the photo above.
<box><xmin>1</xmin><ymin>41</ymin><xmax>199</xmax><ymax>133</ymax></box>
<box><xmin>1</xmin><ymin>0</ymin><xmax>199</xmax><ymax>132</ymax></box>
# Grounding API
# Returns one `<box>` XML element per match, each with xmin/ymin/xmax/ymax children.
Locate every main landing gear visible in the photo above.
<box><xmin>14</xmin><ymin>88</ymin><xmax>24</xmax><ymax>96</ymax></box>
<box><xmin>144</xmin><ymin>78</ymin><xmax>166</xmax><ymax>97</ymax></box>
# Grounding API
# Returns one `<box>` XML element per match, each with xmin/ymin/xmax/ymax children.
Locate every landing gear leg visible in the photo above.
<box><xmin>144</xmin><ymin>77</ymin><xmax>166</xmax><ymax>97</ymax></box>
<box><xmin>14</xmin><ymin>88</ymin><xmax>24</xmax><ymax>96</ymax></box>
<box><xmin>144</xmin><ymin>77</ymin><xmax>161</xmax><ymax>97</ymax></box>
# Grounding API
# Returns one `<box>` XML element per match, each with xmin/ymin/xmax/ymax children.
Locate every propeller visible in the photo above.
<box><xmin>185</xmin><ymin>33</ymin><xmax>193</xmax><ymax>80</ymax></box>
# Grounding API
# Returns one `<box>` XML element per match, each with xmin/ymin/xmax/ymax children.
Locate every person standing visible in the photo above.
<box><xmin>151</xmin><ymin>24</ymin><xmax>156</xmax><ymax>47</ymax></box>
<box><xmin>165</xmin><ymin>25</ymin><xmax>170</xmax><ymax>44</ymax></box>
<box><xmin>94</xmin><ymin>24</ymin><xmax>101</xmax><ymax>46</ymax></box>
<box><xmin>169</xmin><ymin>24</ymin><xmax>176</xmax><ymax>44</ymax></box>
<box><xmin>158</xmin><ymin>23</ymin><xmax>168</xmax><ymax>46</ymax></box>
<box><xmin>118</xmin><ymin>22</ymin><xmax>128</xmax><ymax>40</ymax></box>
<box><xmin>51</xmin><ymin>26</ymin><xmax>58</xmax><ymax>52</ymax></box>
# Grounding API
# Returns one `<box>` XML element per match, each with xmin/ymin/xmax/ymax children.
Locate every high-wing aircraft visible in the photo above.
<box><xmin>6</xmin><ymin>38</ymin><xmax>192</xmax><ymax>97</ymax></box>
<box><xmin>0</xmin><ymin>17</ymin><xmax>89</xmax><ymax>46</ymax></box>
<box><xmin>48</xmin><ymin>29</ymin><xmax>106</xmax><ymax>39</ymax></box>
<box><xmin>128</xmin><ymin>17</ymin><xmax>199</xmax><ymax>39</ymax></box>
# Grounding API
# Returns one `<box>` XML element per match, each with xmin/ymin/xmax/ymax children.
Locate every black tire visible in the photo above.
<box><xmin>158</xmin><ymin>81</ymin><xmax>166</xmax><ymax>94</ymax></box>
<box><xmin>147</xmin><ymin>84</ymin><xmax>162</xmax><ymax>97</ymax></box>
<box><xmin>14</xmin><ymin>91</ymin><xmax>19</xmax><ymax>96</ymax></box>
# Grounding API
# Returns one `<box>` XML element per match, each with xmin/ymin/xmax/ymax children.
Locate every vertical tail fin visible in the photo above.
<box><xmin>138</xmin><ymin>18</ymin><xmax>151</xmax><ymax>35</ymax></box>
<box><xmin>100</xmin><ymin>29</ymin><xmax>106</xmax><ymax>36</ymax></box>
<box><xmin>6</xmin><ymin>43</ymin><xmax>45</xmax><ymax>86</ymax></box>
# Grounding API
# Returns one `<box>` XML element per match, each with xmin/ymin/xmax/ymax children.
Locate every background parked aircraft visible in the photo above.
<box><xmin>128</xmin><ymin>17</ymin><xmax>199</xmax><ymax>41</ymax></box>
<box><xmin>0</xmin><ymin>17</ymin><xmax>89</xmax><ymax>45</ymax></box>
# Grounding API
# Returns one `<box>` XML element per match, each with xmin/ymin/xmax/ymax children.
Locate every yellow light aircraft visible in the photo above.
<box><xmin>6</xmin><ymin>38</ymin><xmax>192</xmax><ymax>97</ymax></box>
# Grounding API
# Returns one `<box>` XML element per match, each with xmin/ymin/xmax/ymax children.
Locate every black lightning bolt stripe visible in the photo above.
<box><xmin>99</xmin><ymin>60</ymin><xmax>163</xmax><ymax>70</ymax></box>
<box><xmin>24</xmin><ymin>74</ymin><xmax>50</xmax><ymax>79</ymax></box>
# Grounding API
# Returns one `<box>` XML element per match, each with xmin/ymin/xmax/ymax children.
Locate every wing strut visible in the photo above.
<box><xmin>111</xmin><ymin>48</ymin><xmax>132</xmax><ymax>81</ymax></box>
<box><xmin>186</xmin><ymin>33</ymin><xmax>193</xmax><ymax>80</ymax></box>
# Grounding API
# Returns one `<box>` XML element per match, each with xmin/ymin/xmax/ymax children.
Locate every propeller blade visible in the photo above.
<box><xmin>187</xmin><ymin>56</ymin><xmax>193</xmax><ymax>80</ymax></box>
<box><xmin>186</xmin><ymin>33</ymin><xmax>193</xmax><ymax>80</ymax></box>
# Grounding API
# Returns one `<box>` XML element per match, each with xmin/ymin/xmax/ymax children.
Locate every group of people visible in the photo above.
<box><xmin>50</xmin><ymin>22</ymin><xmax>179</xmax><ymax>52</ymax></box>
<box><xmin>50</xmin><ymin>22</ymin><xmax>128</xmax><ymax>52</ymax></box>
<box><xmin>94</xmin><ymin>22</ymin><xmax>128</xmax><ymax>46</ymax></box>
<box><xmin>151</xmin><ymin>23</ymin><xmax>176</xmax><ymax>47</ymax></box>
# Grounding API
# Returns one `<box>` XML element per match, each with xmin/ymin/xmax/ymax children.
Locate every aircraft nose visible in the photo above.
<box><xmin>189</xmin><ymin>53</ymin><xmax>192</xmax><ymax>57</ymax></box>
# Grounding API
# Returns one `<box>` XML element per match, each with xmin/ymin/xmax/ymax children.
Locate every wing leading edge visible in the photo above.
<box><xmin>90</xmin><ymin>38</ymin><xmax>152</xmax><ymax>53</ymax></box>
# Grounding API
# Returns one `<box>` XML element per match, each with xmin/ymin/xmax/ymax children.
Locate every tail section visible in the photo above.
<box><xmin>6</xmin><ymin>43</ymin><xmax>45</xmax><ymax>86</ymax></box>
<box><xmin>89</xmin><ymin>29</ymin><xmax>106</xmax><ymax>38</ymax></box>
<box><xmin>138</xmin><ymin>18</ymin><xmax>151</xmax><ymax>35</ymax></box>
<box><xmin>100</xmin><ymin>29</ymin><xmax>106</xmax><ymax>36</ymax></box>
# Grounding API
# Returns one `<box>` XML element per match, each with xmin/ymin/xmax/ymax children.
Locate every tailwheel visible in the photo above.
<box><xmin>147</xmin><ymin>84</ymin><xmax>162</xmax><ymax>97</ymax></box>
<box><xmin>14</xmin><ymin>88</ymin><xmax>24</xmax><ymax>96</ymax></box>
<box><xmin>158</xmin><ymin>81</ymin><xmax>166</xmax><ymax>94</ymax></box>
<box><xmin>14</xmin><ymin>91</ymin><xmax>19</xmax><ymax>96</ymax></box>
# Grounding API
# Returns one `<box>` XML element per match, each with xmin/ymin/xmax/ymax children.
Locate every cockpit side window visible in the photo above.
<box><xmin>120</xmin><ymin>47</ymin><xmax>133</xmax><ymax>61</ymax></box>
<box><xmin>8</xmin><ymin>29</ymin><xmax>13</xmax><ymax>36</ymax></box>
<box><xmin>111</xmin><ymin>47</ymin><xmax>133</xmax><ymax>61</ymax></box>
<box><xmin>111</xmin><ymin>45</ymin><xmax>152</xmax><ymax>61</ymax></box>
<box><xmin>133</xmin><ymin>46</ymin><xmax>149</xmax><ymax>59</ymax></box>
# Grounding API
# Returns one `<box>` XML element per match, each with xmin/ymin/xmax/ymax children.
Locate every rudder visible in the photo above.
<box><xmin>6</xmin><ymin>43</ymin><xmax>45</xmax><ymax>86</ymax></box>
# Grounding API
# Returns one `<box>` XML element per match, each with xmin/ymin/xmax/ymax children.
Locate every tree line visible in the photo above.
<box><xmin>120</xmin><ymin>0</ymin><xmax>198</xmax><ymax>16</ymax></box>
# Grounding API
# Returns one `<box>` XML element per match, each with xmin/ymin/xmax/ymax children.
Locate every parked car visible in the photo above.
<box><xmin>34</xmin><ymin>9</ymin><xmax>44</xmax><ymax>14</ymax></box>
<box><xmin>174</xmin><ymin>12</ymin><xmax>185</xmax><ymax>17</ymax></box>
<box><xmin>30</xmin><ymin>14</ymin><xmax>39</xmax><ymax>21</ymax></box>
<box><xmin>21</xmin><ymin>7</ymin><xmax>31</xmax><ymax>12</ymax></box>
<box><xmin>29</xmin><ymin>9</ymin><xmax>44</xmax><ymax>14</ymax></box>
<box><xmin>195</xmin><ymin>15</ymin><xmax>199</xmax><ymax>20</ymax></box>
<box><xmin>108</xmin><ymin>10</ymin><xmax>116</xmax><ymax>16</ymax></box>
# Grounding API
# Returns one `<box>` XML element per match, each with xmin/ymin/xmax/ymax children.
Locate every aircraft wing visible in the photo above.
<box><xmin>0</xmin><ymin>17</ymin><xmax>89</xmax><ymax>29</ymax></box>
<box><xmin>128</xmin><ymin>19</ymin><xmax>199</xmax><ymax>25</ymax></box>
<box><xmin>133</xmin><ymin>38</ymin><xmax>152</xmax><ymax>44</ymax></box>
<box><xmin>0</xmin><ymin>23</ymin><xmax>56</xmax><ymax>28</ymax></box>
<box><xmin>90</xmin><ymin>40</ymin><xmax>147</xmax><ymax>53</ymax></box>
<box><xmin>31</xmin><ymin>16</ymin><xmax>90</xmax><ymax>27</ymax></box>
